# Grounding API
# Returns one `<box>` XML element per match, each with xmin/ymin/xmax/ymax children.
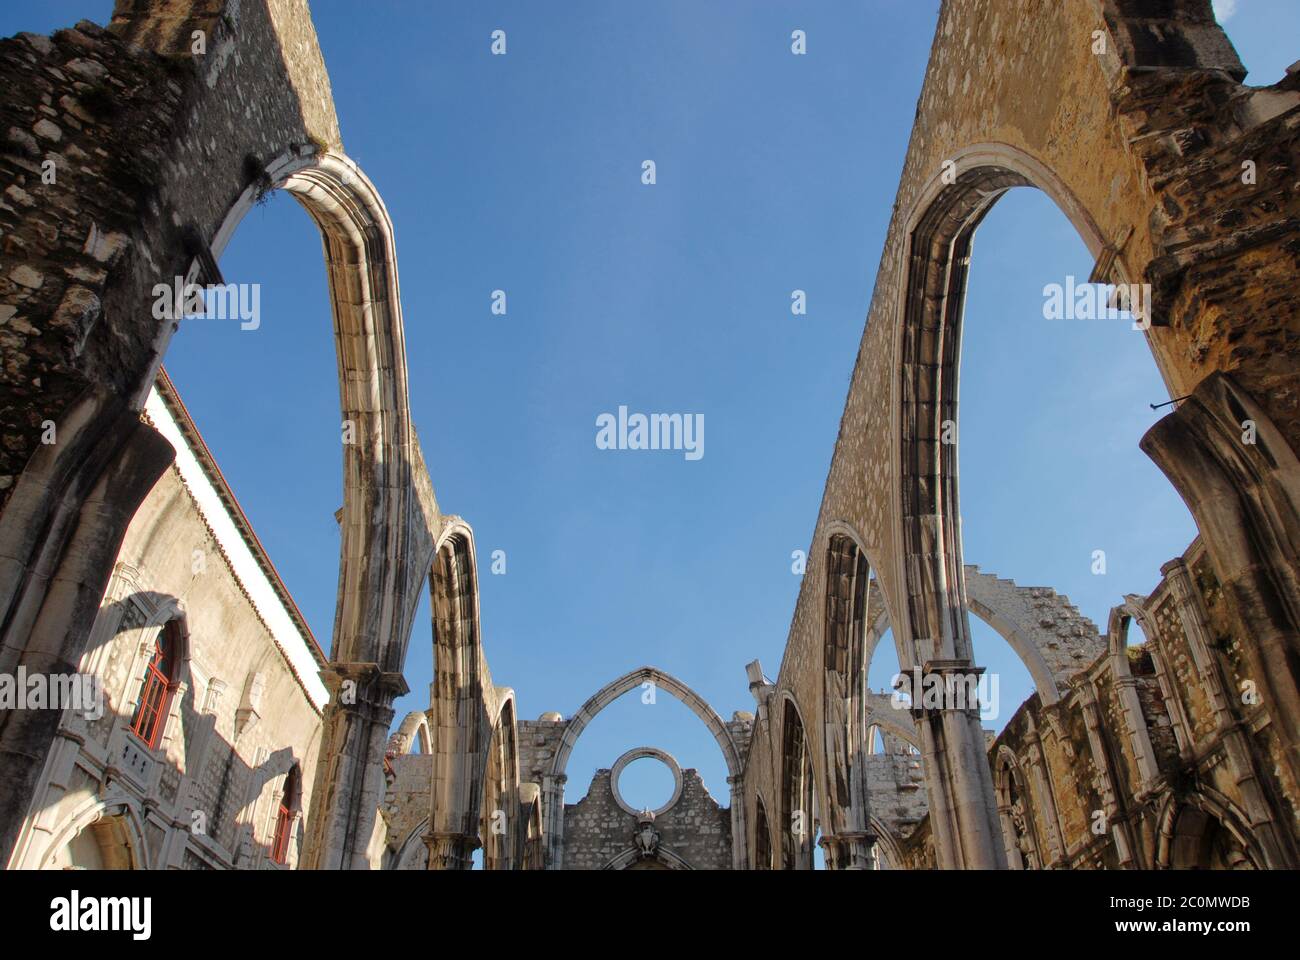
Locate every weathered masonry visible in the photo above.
<box><xmin>2</xmin><ymin>0</ymin><xmax>1299</xmax><ymax>871</ymax></box>
<box><xmin>7</xmin><ymin>370</ymin><xmax>328</xmax><ymax>869</ymax></box>
<box><xmin>0</xmin><ymin>0</ymin><xmax>518</xmax><ymax>872</ymax></box>
<box><xmin>737</xmin><ymin>0</ymin><xmax>1300</xmax><ymax>870</ymax></box>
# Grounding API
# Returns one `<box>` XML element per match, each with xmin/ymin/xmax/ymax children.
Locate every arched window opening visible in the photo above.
<box><xmin>129</xmin><ymin>620</ymin><xmax>181</xmax><ymax>749</ymax></box>
<box><xmin>869</xmin><ymin>725</ymin><xmax>886</xmax><ymax>755</ymax></box>
<box><xmin>868</xmin><ymin>626</ymin><xmax>903</xmax><ymax>704</ymax></box>
<box><xmin>779</xmin><ymin>701</ymin><xmax>815</xmax><ymax>870</ymax></box>
<box><xmin>1166</xmin><ymin>804</ymin><xmax>1259</xmax><ymax>870</ymax></box>
<box><xmin>270</xmin><ymin>765</ymin><xmax>301</xmax><ymax>865</ymax></box>
<box><xmin>754</xmin><ymin>796</ymin><xmax>772</xmax><ymax>870</ymax></box>
<box><xmin>996</xmin><ymin>756</ymin><xmax>1039</xmax><ymax>870</ymax></box>
<box><xmin>1124</xmin><ymin>617</ymin><xmax>1157</xmax><ymax>676</ymax></box>
<box><xmin>50</xmin><ymin>813</ymin><xmax>139</xmax><ymax>870</ymax></box>
<box><xmin>821</xmin><ymin>534</ymin><xmax>871</xmax><ymax>868</ymax></box>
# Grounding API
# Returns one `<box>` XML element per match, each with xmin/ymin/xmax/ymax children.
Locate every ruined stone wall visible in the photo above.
<box><xmin>562</xmin><ymin>767</ymin><xmax>731</xmax><ymax>870</ymax></box>
<box><xmin>516</xmin><ymin>716</ymin><xmax>566</xmax><ymax>789</ymax></box>
<box><xmin>1123</xmin><ymin>60</ymin><xmax>1300</xmax><ymax>454</ymax></box>
<box><xmin>738</xmin><ymin>0</ymin><xmax>1300</xmax><ymax>870</ymax></box>
<box><xmin>376</xmin><ymin>752</ymin><xmax>432</xmax><ymax>870</ymax></box>
<box><xmin>865</xmin><ymin>754</ymin><xmax>927</xmax><ymax>863</ymax></box>
<box><xmin>963</xmin><ymin>568</ymin><xmax>1107</xmax><ymax>694</ymax></box>
<box><xmin>0</xmin><ymin>21</ymin><xmax>184</xmax><ymax>508</ymax></box>
<box><xmin>897</xmin><ymin>537</ymin><xmax>1300</xmax><ymax>869</ymax></box>
<box><xmin>7</xmin><ymin>379</ymin><xmax>325</xmax><ymax>869</ymax></box>
<box><xmin>0</xmin><ymin>1</ymin><xmax>474</xmax><ymax>869</ymax></box>
<box><xmin>0</xmin><ymin>1</ymin><xmax>341</xmax><ymax>513</ymax></box>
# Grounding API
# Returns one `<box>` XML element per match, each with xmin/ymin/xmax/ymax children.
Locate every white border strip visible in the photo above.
<box><xmin>145</xmin><ymin>387</ymin><xmax>330</xmax><ymax>709</ymax></box>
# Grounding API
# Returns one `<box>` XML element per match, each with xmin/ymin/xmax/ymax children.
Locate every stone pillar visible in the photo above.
<box><xmin>1112</xmin><ymin>670</ymin><xmax>1160</xmax><ymax>788</ymax></box>
<box><xmin>821</xmin><ymin>830</ymin><xmax>876</xmax><ymax>870</ymax></box>
<box><xmin>424</xmin><ymin>831</ymin><xmax>479</xmax><ymax>870</ymax></box>
<box><xmin>728</xmin><ymin>776</ymin><xmax>747</xmax><ymax>869</ymax></box>
<box><xmin>914</xmin><ymin>660</ymin><xmax>1007</xmax><ymax>869</ymax></box>
<box><xmin>541</xmin><ymin>773</ymin><xmax>566</xmax><ymax>869</ymax></box>
<box><xmin>299</xmin><ymin>663</ymin><xmax>405</xmax><ymax>870</ymax></box>
<box><xmin>1075</xmin><ymin>680</ymin><xmax>1136</xmax><ymax>868</ymax></box>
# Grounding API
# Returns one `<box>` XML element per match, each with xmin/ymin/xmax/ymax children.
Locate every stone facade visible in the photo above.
<box><xmin>889</xmin><ymin>536</ymin><xmax>1299</xmax><ymax>870</ymax></box>
<box><xmin>2</xmin><ymin>0</ymin><xmax>1300</xmax><ymax>873</ymax></box>
<box><xmin>6</xmin><ymin>370</ymin><xmax>325</xmax><ymax>870</ymax></box>
<box><xmin>735</xmin><ymin>0</ymin><xmax>1300</xmax><ymax>871</ymax></box>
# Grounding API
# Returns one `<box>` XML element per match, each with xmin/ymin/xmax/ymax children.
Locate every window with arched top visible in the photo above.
<box><xmin>271</xmin><ymin>766</ymin><xmax>301</xmax><ymax>865</ymax></box>
<box><xmin>128</xmin><ymin>620</ymin><xmax>181</xmax><ymax>749</ymax></box>
<box><xmin>754</xmin><ymin>796</ymin><xmax>772</xmax><ymax>870</ymax></box>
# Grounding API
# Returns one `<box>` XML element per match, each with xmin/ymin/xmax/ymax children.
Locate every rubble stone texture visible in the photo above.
<box><xmin>2</xmin><ymin>0</ymin><xmax>1300</xmax><ymax>870</ymax></box>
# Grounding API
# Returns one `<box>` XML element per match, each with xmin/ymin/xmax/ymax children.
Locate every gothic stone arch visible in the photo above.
<box><xmin>864</xmin><ymin>566</ymin><xmax>1106</xmax><ymax>709</ymax></box>
<box><xmin>38</xmin><ymin>796</ymin><xmax>151</xmax><ymax>871</ymax></box>
<box><xmin>480</xmin><ymin>694</ymin><xmax>520</xmax><ymax>870</ymax></box>
<box><xmin>738</xmin><ymin>0</ymin><xmax>1300</xmax><ymax>870</ymax></box>
<box><xmin>821</xmin><ymin>527</ymin><xmax>876</xmax><ymax>869</ymax></box>
<box><xmin>425</xmin><ymin>522</ymin><xmax>487</xmax><ymax>870</ymax></box>
<box><xmin>545</xmin><ymin>666</ymin><xmax>742</xmax><ymax>869</ymax></box>
<box><xmin>0</xmin><ymin>2</ymin><xmax>451</xmax><ymax>869</ymax></box>
<box><xmin>778</xmin><ymin>693</ymin><xmax>815</xmax><ymax>870</ymax></box>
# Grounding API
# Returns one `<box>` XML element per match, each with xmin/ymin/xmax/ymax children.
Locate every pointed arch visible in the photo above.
<box><xmin>753</xmin><ymin>792</ymin><xmax>773</xmax><ymax>870</ymax></box>
<box><xmin>549</xmin><ymin>666</ymin><xmax>739</xmax><ymax>780</ymax></box>
<box><xmin>778</xmin><ymin>693</ymin><xmax>815</xmax><ymax>870</ymax></box>
<box><xmin>480</xmin><ymin>692</ymin><xmax>520</xmax><ymax>870</ymax></box>
<box><xmin>821</xmin><ymin>524</ymin><xmax>877</xmax><ymax>868</ymax></box>
<box><xmin>388</xmin><ymin>711</ymin><xmax>432</xmax><ymax>756</ymax></box>
<box><xmin>426</xmin><ymin>520</ymin><xmax>488</xmax><ymax>870</ymax></box>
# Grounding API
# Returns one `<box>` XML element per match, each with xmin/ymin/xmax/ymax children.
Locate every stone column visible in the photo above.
<box><xmin>1075</xmin><ymin>680</ymin><xmax>1136</xmax><ymax>868</ymax></box>
<box><xmin>1110</xmin><ymin>662</ymin><xmax>1160</xmax><ymax>787</ymax></box>
<box><xmin>728</xmin><ymin>776</ymin><xmax>747</xmax><ymax>869</ymax></box>
<box><xmin>915</xmin><ymin>660</ymin><xmax>1007</xmax><ymax>869</ymax></box>
<box><xmin>821</xmin><ymin>830</ymin><xmax>876</xmax><ymax>870</ymax></box>
<box><xmin>299</xmin><ymin>663</ymin><xmax>405</xmax><ymax>870</ymax></box>
<box><xmin>424</xmin><ymin>831</ymin><xmax>479</xmax><ymax>870</ymax></box>
<box><xmin>541</xmin><ymin>773</ymin><xmax>566</xmax><ymax>869</ymax></box>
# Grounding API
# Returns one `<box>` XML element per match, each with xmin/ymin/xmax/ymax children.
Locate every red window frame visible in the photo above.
<box><xmin>270</xmin><ymin>803</ymin><xmax>293</xmax><ymax>864</ymax></box>
<box><xmin>129</xmin><ymin>622</ymin><xmax>179</xmax><ymax>748</ymax></box>
<box><xmin>270</xmin><ymin>766</ymin><xmax>300</xmax><ymax>865</ymax></box>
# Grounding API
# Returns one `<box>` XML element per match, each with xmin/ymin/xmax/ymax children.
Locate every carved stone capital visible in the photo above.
<box><xmin>424</xmin><ymin>830</ymin><xmax>480</xmax><ymax>870</ymax></box>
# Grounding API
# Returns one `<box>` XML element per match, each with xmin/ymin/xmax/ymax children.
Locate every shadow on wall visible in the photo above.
<box><xmin>13</xmin><ymin>589</ymin><xmax>310</xmax><ymax>870</ymax></box>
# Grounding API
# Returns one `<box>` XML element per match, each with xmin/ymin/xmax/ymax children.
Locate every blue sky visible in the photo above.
<box><xmin>6</xmin><ymin>0</ymin><xmax>1298</xmax><ymax>820</ymax></box>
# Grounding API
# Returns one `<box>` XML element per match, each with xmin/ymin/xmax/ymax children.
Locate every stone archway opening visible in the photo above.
<box><xmin>545</xmin><ymin>666</ymin><xmax>743</xmax><ymax>869</ymax></box>
<box><xmin>778</xmin><ymin>696</ymin><xmax>815</xmax><ymax>870</ymax></box>
<box><xmin>160</xmin><ymin>185</ymin><xmax>343</xmax><ymax>650</ymax></box>
<box><xmin>50</xmin><ymin>813</ymin><xmax>140</xmax><ymax>871</ymax></box>
<box><xmin>1162</xmin><ymin>801</ymin><xmax>1262</xmax><ymax>870</ymax></box>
